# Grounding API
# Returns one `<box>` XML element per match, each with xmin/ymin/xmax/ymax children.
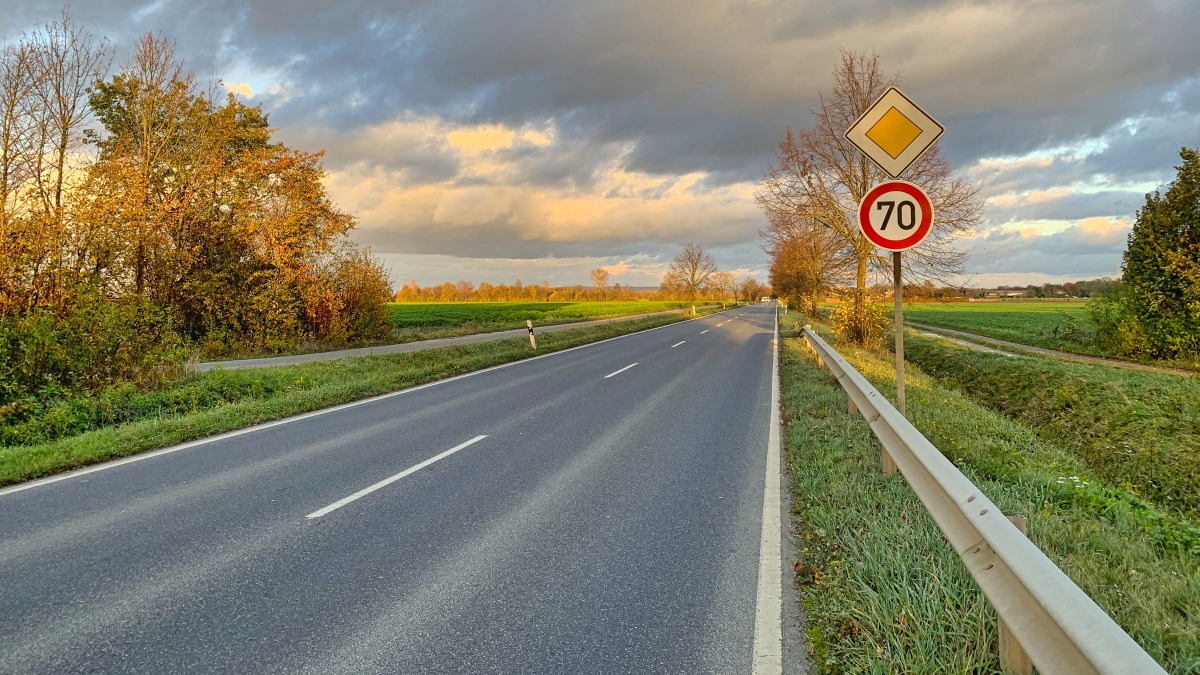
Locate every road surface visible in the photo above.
<box><xmin>0</xmin><ymin>306</ymin><xmax>796</xmax><ymax>674</ymax></box>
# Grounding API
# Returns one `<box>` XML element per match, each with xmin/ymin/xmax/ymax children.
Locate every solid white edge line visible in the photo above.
<box><xmin>603</xmin><ymin>363</ymin><xmax>638</xmax><ymax>378</ymax></box>
<box><xmin>752</xmin><ymin>309</ymin><xmax>783</xmax><ymax>675</ymax></box>
<box><xmin>0</xmin><ymin>311</ymin><xmax>726</xmax><ymax>498</ymax></box>
<box><xmin>306</xmin><ymin>435</ymin><xmax>487</xmax><ymax>519</ymax></box>
<box><xmin>670</xmin><ymin>341</ymin><xmax>686</xmax><ymax>348</ymax></box>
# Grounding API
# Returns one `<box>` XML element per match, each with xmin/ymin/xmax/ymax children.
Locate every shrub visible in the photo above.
<box><xmin>0</xmin><ymin>288</ymin><xmax>186</xmax><ymax>424</ymax></box>
<box><xmin>829</xmin><ymin>289</ymin><xmax>890</xmax><ymax>347</ymax></box>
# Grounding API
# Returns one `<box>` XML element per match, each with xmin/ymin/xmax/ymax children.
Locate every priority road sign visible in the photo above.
<box><xmin>844</xmin><ymin>87</ymin><xmax>944</xmax><ymax>178</ymax></box>
<box><xmin>857</xmin><ymin>180</ymin><xmax>934</xmax><ymax>252</ymax></box>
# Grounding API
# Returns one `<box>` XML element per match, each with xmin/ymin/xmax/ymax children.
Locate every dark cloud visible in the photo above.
<box><xmin>5</xmin><ymin>0</ymin><xmax>1199</xmax><ymax>283</ymax></box>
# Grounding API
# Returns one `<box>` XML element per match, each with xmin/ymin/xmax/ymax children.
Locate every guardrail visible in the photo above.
<box><xmin>799</xmin><ymin>325</ymin><xmax>1166</xmax><ymax>675</ymax></box>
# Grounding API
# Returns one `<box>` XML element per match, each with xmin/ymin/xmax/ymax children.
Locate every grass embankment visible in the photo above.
<box><xmin>779</xmin><ymin>314</ymin><xmax>1199</xmax><ymax>673</ymax></box>
<box><xmin>382</xmin><ymin>301</ymin><xmax>696</xmax><ymax>343</ymax></box>
<box><xmin>905</xmin><ymin>333</ymin><xmax>1200</xmax><ymax>518</ymax></box>
<box><xmin>903</xmin><ymin>302</ymin><xmax>1098</xmax><ymax>354</ymax></box>
<box><xmin>0</xmin><ymin>311</ymin><xmax>709</xmax><ymax>487</ymax></box>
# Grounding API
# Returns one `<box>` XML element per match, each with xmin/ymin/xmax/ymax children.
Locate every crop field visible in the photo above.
<box><xmin>385</xmin><ymin>301</ymin><xmax>694</xmax><ymax>328</ymax></box>
<box><xmin>902</xmin><ymin>301</ymin><xmax>1097</xmax><ymax>353</ymax></box>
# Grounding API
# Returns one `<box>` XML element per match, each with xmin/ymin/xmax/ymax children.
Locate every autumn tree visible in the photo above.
<box><xmin>663</xmin><ymin>242</ymin><xmax>718</xmax><ymax>300</ymax></box>
<box><xmin>756</xmin><ymin>50</ymin><xmax>981</xmax><ymax>342</ymax></box>
<box><xmin>766</xmin><ymin>213</ymin><xmax>847</xmax><ymax>315</ymax></box>
<box><xmin>76</xmin><ymin>33</ymin><xmax>389</xmax><ymax>353</ymax></box>
<box><xmin>590</xmin><ymin>267</ymin><xmax>610</xmax><ymax>293</ymax></box>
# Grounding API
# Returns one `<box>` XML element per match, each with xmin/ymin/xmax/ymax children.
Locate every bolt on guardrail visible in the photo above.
<box><xmin>799</xmin><ymin>324</ymin><xmax>1165</xmax><ymax>675</ymax></box>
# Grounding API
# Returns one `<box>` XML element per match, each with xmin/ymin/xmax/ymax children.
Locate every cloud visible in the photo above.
<box><xmin>958</xmin><ymin>217</ymin><xmax>1131</xmax><ymax>285</ymax></box>
<box><xmin>222</xmin><ymin>81</ymin><xmax>254</xmax><ymax>97</ymax></box>
<box><xmin>320</xmin><ymin>117</ymin><xmax>762</xmax><ymax>260</ymax></box>
<box><xmin>3</xmin><ymin>0</ymin><xmax>1198</xmax><ymax>285</ymax></box>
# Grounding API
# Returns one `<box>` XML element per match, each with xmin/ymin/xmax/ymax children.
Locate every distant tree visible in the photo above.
<box><xmin>738</xmin><ymin>277</ymin><xmax>763</xmax><ymax>302</ymax></box>
<box><xmin>766</xmin><ymin>217</ymin><xmax>846</xmax><ymax>315</ymax></box>
<box><xmin>708</xmin><ymin>271</ymin><xmax>735</xmax><ymax>302</ymax></box>
<box><xmin>663</xmin><ymin>243</ymin><xmax>717</xmax><ymax>300</ymax></box>
<box><xmin>590</xmin><ymin>267</ymin><xmax>610</xmax><ymax>293</ymax></box>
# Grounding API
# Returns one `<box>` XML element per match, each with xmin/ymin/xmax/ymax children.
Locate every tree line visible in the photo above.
<box><xmin>1</xmin><ymin>13</ymin><xmax>391</xmax><ymax>412</ymax></box>
<box><xmin>394</xmin><ymin>243</ymin><xmax>769</xmax><ymax>304</ymax></box>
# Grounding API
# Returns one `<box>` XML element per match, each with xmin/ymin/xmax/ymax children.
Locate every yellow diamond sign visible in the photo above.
<box><xmin>866</xmin><ymin>107</ymin><xmax>922</xmax><ymax>159</ymax></box>
<box><xmin>845</xmin><ymin>87</ymin><xmax>944</xmax><ymax>178</ymax></box>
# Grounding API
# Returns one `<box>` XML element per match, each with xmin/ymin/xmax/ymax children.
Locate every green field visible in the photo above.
<box><xmin>902</xmin><ymin>301</ymin><xmax>1098</xmax><ymax>353</ymax></box>
<box><xmin>779</xmin><ymin>314</ymin><xmax>1199</xmax><ymax>671</ymax></box>
<box><xmin>385</xmin><ymin>301</ymin><xmax>694</xmax><ymax>328</ymax></box>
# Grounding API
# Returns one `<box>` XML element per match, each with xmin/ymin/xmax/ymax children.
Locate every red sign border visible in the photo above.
<box><xmin>857</xmin><ymin>181</ymin><xmax>934</xmax><ymax>252</ymax></box>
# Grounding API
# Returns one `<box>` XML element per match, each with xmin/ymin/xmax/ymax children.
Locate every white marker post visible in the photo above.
<box><xmin>526</xmin><ymin>320</ymin><xmax>537</xmax><ymax>349</ymax></box>
<box><xmin>844</xmin><ymin>87</ymin><xmax>944</xmax><ymax>418</ymax></box>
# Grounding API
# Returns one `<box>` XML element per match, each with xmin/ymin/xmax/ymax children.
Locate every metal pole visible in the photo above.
<box><xmin>894</xmin><ymin>252</ymin><xmax>905</xmax><ymax>416</ymax></box>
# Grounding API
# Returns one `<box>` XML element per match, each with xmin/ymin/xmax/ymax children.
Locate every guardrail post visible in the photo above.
<box><xmin>999</xmin><ymin>515</ymin><xmax>1033</xmax><ymax>675</ymax></box>
<box><xmin>527</xmin><ymin>320</ymin><xmax>537</xmax><ymax>349</ymax></box>
<box><xmin>880</xmin><ymin>448</ymin><xmax>896</xmax><ymax>475</ymax></box>
<box><xmin>848</xmin><ymin>395</ymin><xmax>857</xmax><ymax>415</ymax></box>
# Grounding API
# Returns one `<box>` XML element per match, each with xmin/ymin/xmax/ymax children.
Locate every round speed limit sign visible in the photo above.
<box><xmin>857</xmin><ymin>181</ymin><xmax>934</xmax><ymax>252</ymax></box>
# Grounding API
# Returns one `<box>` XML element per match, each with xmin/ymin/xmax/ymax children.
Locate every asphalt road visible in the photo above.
<box><xmin>0</xmin><ymin>305</ymin><xmax>791</xmax><ymax>674</ymax></box>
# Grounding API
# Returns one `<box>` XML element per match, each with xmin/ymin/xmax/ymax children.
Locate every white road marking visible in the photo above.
<box><xmin>751</xmin><ymin>310</ymin><xmax>783</xmax><ymax>674</ymax></box>
<box><xmin>603</xmin><ymin>363</ymin><xmax>638</xmax><ymax>378</ymax></box>
<box><xmin>671</xmin><ymin>341</ymin><xmax>686</xmax><ymax>348</ymax></box>
<box><xmin>701</xmin><ymin>330</ymin><xmax>709</xmax><ymax>334</ymax></box>
<box><xmin>306</xmin><ymin>435</ymin><xmax>488</xmax><ymax>519</ymax></box>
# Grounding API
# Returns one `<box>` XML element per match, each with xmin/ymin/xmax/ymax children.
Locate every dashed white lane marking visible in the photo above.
<box><xmin>701</xmin><ymin>330</ymin><xmax>709</xmax><ymax>334</ymax></box>
<box><xmin>671</xmin><ymin>341</ymin><xmax>686</xmax><ymax>348</ymax></box>
<box><xmin>306</xmin><ymin>435</ymin><xmax>488</xmax><ymax>518</ymax></box>
<box><xmin>604</xmin><ymin>363</ymin><xmax>638</xmax><ymax>379</ymax></box>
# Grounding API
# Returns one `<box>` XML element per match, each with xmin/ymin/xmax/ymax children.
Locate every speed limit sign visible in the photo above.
<box><xmin>857</xmin><ymin>180</ymin><xmax>934</xmax><ymax>252</ymax></box>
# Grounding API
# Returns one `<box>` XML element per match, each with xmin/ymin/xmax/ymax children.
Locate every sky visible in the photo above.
<box><xmin>5</xmin><ymin>0</ymin><xmax>1199</xmax><ymax>289</ymax></box>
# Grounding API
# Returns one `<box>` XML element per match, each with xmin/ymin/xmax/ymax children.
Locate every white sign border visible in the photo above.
<box><xmin>844</xmin><ymin>87</ymin><xmax>944</xmax><ymax>179</ymax></box>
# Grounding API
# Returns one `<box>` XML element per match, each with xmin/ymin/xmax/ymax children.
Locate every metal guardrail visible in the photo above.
<box><xmin>799</xmin><ymin>326</ymin><xmax>1166</xmax><ymax>675</ymax></box>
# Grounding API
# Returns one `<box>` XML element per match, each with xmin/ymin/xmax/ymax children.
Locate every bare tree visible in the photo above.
<box><xmin>0</xmin><ymin>41</ymin><xmax>40</xmax><ymax>226</ymax></box>
<box><xmin>709</xmin><ymin>270</ymin><xmax>735</xmax><ymax>302</ymax></box>
<box><xmin>589</xmin><ymin>267</ymin><xmax>609</xmax><ymax>293</ymax></box>
<box><xmin>756</xmin><ymin>50</ymin><xmax>981</xmax><ymax>307</ymax></box>
<box><xmin>29</xmin><ymin>9</ymin><xmax>110</xmax><ymax>219</ymax></box>
<box><xmin>663</xmin><ymin>242</ymin><xmax>717</xmax><ymax>300</ymax></box>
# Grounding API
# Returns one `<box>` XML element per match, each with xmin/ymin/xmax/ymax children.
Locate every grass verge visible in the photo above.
<box><xmin>904</xmin><ymin>331</ymin><xmax>1200</xmax><ymax>518</ymax></box>
<box><xmin>1</xmin><ymin>310</ymin><xmax>713</xmax><ymax>487</ymax></box>
<box><xmin>780</xmin><ymin>313</ymin><xmax>1199</xmax><ymax>673</ymax></box>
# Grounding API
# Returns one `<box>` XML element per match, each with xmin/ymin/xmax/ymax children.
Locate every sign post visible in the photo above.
<box><xmin>844</xmin><ymin>88</ymin><xmax>943</xmax><ymax>416</ymax></box>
